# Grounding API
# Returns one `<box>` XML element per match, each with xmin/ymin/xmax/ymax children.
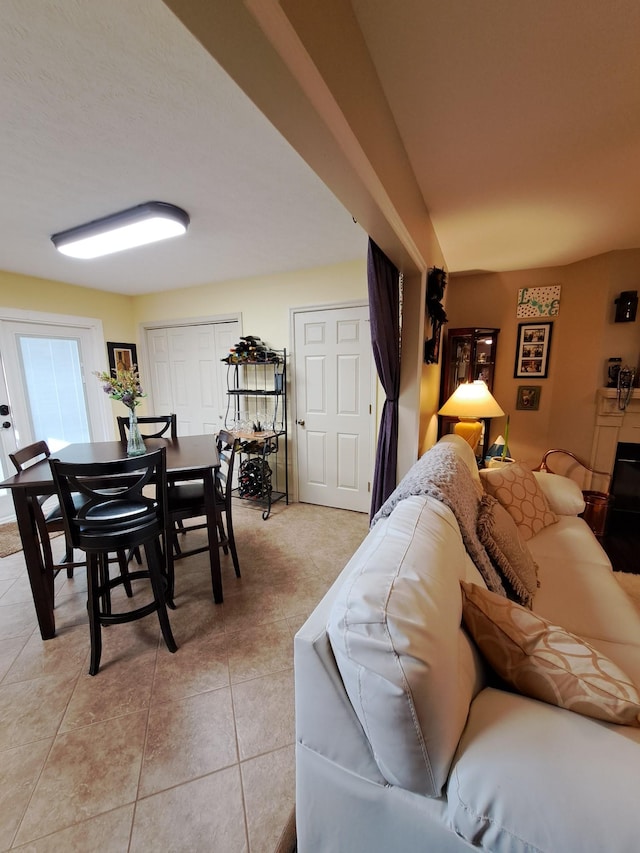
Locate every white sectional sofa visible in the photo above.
<box><xmin>294</xmin><ymin>435</ymin><xmax>640</xmax><ymax>852</ymax></box>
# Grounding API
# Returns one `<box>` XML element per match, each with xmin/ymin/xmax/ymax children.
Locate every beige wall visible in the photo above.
<box><xmin>445</xmin><ymin>250</ymin><xmax>640</xmax><ymax>468</ymax></box>
<box><xmin>0</xmin><ymin>270</ymin><xmax>135</xmax><ymax>344</ymax></box>
<box><xmin>132</xmin><ymin>259</ymin><xmax>367</xmax><ymax>348</ymax></box>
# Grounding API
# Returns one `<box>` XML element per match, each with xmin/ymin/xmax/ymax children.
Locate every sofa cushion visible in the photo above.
<box><xmin>480</xmin><ymin>462</ymin><xmax>558</xmax><ymax>540</ymax></box>
<box><xmin>448</xmin><ymin>687</ymin><xmax>640</xmax><ymax>853</ymax></box>
<box><xmin>477</xmin><ymin>494</ymin><xmax>538</xmax><ymax>608</ymax></box>
<box><xmin>327</xmin><ymin>495</ymin><xmax>485</xmax><ymax>798</ymax></box>
<box><xmin>532</xmin><ymin>470</ymin><xmax>586</xmax><ymax>515</ymax></box>
<box><xmin>461</xmin><ymin>581</ymin><xmax>640</xmax><ymax>726</ymax></box>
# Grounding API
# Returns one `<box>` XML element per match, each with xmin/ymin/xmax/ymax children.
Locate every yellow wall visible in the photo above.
<box><xmin>446</xmin><ymin>250</ymin><xmax>640</xmax><ymax>467</ymax></box>
<box><xmin>132</xmin><ymin>259</ymin><xmax>367</xmax><ymax>348</ymax></box>
<box><xmin>0</xmin><ymin>270</ymin><xmax>135</xmax><ymax>345</ymax></box>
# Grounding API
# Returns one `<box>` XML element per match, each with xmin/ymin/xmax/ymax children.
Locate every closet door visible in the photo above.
<box><xmin>145</xmin><ymin>320</ymin><xmax>240</xmax><ymax>434</ymax></box>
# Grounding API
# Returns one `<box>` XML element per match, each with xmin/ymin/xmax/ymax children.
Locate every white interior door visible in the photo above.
<box><xmin>145</xmin><ymin>320</ymin><xmax>240</xmax><ymax>434</ymax></box>
<box><xmin>294</xmin><ymin>304</ymin><xmax>373</xmax><ymax>512</ymax></box>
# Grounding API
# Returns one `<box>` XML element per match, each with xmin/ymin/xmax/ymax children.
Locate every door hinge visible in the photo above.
<box><xmin>367</xmin><ymin>481</ymin><xmax>371</xmax><ymax>492</ymax></box>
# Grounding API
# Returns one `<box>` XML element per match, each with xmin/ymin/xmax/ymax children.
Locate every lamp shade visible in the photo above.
<box><xmin>51</xmin><ymin>201</ymin><xmax>189</xmax><ymax>259</ymax></box>
<box><xmin>438</xmin><ymin>380</ymin><xmax>505</xmax><ymax>419</ymax></box>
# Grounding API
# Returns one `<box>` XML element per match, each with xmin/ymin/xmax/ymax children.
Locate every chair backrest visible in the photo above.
<box><xmin>216</xmin><ymin>429</ymin><xmax>239</xmax><ymax>506</ymax></box>
<box><xmin>117</xmin><ymin>413</ymin><xmax>177</xmax><ymax>441</ymax></box>
<box><xmin>537</xmin><ymin>448</ymin><xmax>611</xmax><ymax>494</ymax></box>
<box><xmin>49</xmin><ymin>448</ymin><xmax>167</xmax><ymax>550</ymax></box>
<box><xmin>10</xmin><ymin>440</ymin><xmax>51</xmax><ymax>474</ymax></box>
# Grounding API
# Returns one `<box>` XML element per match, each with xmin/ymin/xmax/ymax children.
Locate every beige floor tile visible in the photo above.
<box><xmin>0</xmin><ymin>555</ymin><xmax>25</xmax><ymax>582</ymax></box>
<box><xmin>151</xmin><ymin>629</ymin><xmax>229</xmax><ymax>705</ymax></box>
<box><xmin>0</xmin><ymin>501</ymin><xmax>366</xmax><ymax>849</ymax></box>
<box><xmin>232</xmin><ymin>669</ymin><xmax>294</xmax><ymax>761</ymax></box>
<box><xmin>139</xmin><ymin>687</ymin><xmax>237</xmax><ymax>797</ymax></box>
<box><xmin>227</xmin><ymin>619</ymin><xmax>293</xmax><ymax>684</ymax></box>
<box><xmin>0</xmin><ymin>738</ymin><xmax>52</xmax><ymax>850</ymax></box>
<box><xmin>14</xmin><ymin>711</ymin><xmax>147</xmax><ymax>846</ymax></box>
<box><xmin>221</xmin><ymin>589</ymin><xmax>287</xmax><ymax>633</ymax></box>
<box><xmin>0</xmin><ymin>674</ymin><xmax>77</xmax><ymax>751</ymax></box>
<box><xmin>0</xmin><ymin>600</ymin><xmax>39</xmax><ymax>640</ymax></box>
<box><xmin>60</xmin><ymin>651</ymin><xmax>156</xmax><ymax>732</ymax></box>
<box><xmin>131</xmin><ymin>766</ymin><xmax>247</xmax><ymax>853</ymax></box>
<box><xmin>241</xmin><ymin>745</ymin><xmax>295</xmax><ymax>853</ymax></box>
<box><xmin>0</xmin><ymin>635</ymin><xmax>29</xmax><ymax>682</ymax></box>
<box><xmin>3</xmin><ymin>624</ymin><xmax>89</xmax><ymax>684</ymax></box>
<box><xmin>11</xmin><ymin>804</ymin><xmax>135</xmax><ymax>853</ymax></box>
<box><xmin>273</xmin><ymin>572</ymin><xmax>335</xmax><ymax>622</ymax></box>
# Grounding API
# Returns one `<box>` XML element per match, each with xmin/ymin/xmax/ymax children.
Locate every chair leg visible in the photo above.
<box><xmin>98</xmin><ymin>553</ymin><xmax>111</xmax><ymax>617</ymax></box>
<box><xmin>217</xmin><ymin>516</ymin><xmax>229</xmax><ymax>555</ymax></box>
<box><xmin>116</xmin><ymin>550</ymin><xmax>134</xmax><ymax>597</ymax></box>
<box><xmin>145</xmin><ymin>540</ymin><xmax>178</xmax><ymax>654</ymax></box>
<box><xmin>225</xmin><ymin>511</ymin><xmax>241</xmax><ymax>578</ymax></box>
<box><xmin>87</xmin><ymin>553</ymin><xmax>102</xmax><ymax>676</ymax></box>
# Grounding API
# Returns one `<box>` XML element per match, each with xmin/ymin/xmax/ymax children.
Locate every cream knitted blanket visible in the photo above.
<box><xmin>372</xmin><ymin>443</ymin><xmax>505</xmax><ymax>595</ymax></box>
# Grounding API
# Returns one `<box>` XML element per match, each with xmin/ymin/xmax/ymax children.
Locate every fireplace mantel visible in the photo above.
<box><xmin>591</xmin><ymin>388</ymin><xmax>640</xmax><ymax>476</ymax></box>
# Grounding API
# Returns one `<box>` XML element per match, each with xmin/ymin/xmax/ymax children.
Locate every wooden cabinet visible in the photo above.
<box><xmin>438</xmin><ymin>328</ymin><xmax>500</xmax><ymax>461</ymax></box>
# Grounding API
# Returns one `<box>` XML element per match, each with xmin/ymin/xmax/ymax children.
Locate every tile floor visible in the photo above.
<box><xmin>0</xmin><ymin>501</ymin><xmax>369</xmax><ymax>852</ymax></box>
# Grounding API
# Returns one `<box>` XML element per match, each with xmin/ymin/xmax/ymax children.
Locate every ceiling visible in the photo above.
<box><xmin>2</xmin><ymin>1</ymin><xmax>640</xmax><ymax>296</ymax></box>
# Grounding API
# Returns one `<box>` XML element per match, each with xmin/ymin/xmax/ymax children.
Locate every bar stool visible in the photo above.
<box><xmin>49</xmin><ymin>448</ymin><xmax>177</xmax><ymax>675</ymax></box>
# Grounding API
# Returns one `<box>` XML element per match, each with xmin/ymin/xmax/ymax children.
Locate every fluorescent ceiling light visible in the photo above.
<box><xmin>51</xmin><ymin>201</ymin><xmax>190</xmax><ymax>259</ymax></box>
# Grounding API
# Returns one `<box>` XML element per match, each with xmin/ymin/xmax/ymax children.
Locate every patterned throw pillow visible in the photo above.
<box><xmin>460</xmin><ymin>581</ymin><xmax>640</xmax><ymax>727</ymax></box>
<box><xmin>480</xmin><ymin>463</ymin><xmax>558</xmax><ymax>540</ymax></box>
<box><xmin>477</xmin><ymin>495</ymin><xmax>539</xmax><ymax>608</ymax></box>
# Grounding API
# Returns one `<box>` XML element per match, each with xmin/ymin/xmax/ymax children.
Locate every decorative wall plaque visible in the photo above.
<box><xmin>516</xmin><ymin>285</ymin><xmax>561</xmax><ymax>318</ymax></box>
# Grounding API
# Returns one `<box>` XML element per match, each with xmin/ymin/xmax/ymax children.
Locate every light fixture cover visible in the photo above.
<box><xmin>438</xmin><ymin>380</ymin><xmax>505</xmax><ymax>419</ymax></box>
<box><xmin>51</xmin><ymin>201</ymin><xmax>190</xmax><ymax>259</ymax></box>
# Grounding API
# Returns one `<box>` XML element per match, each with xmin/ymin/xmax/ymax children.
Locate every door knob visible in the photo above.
<box><xmin>1</xmin><ymin>421</ymin><xmax>11</xmax><ymax>429</ymax></box>
<box><xmin>0</xmin><ymin>404</ymin><xmax>9</xmax><ymax>416</ymax></box>
<box><xmin>296</xmin><ymin>419</ymin><xmax>305</xmax><ymax>427</ymax></box>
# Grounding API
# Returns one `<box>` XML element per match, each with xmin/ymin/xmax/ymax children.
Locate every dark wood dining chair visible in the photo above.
<box><xmin>49</xmin><ymin>448</ymin><xmax>177</xmax><ymax>675</ymax></box>
<box><xmin>166</xmin><ymin>430</ymin><xmax>241</xmax><ymax>599</ymax></box>
<box><xmin>10</xmin><ymin>440</ymin><xmax>134</xmax><ymax>599</ymax></box>
<box><xmin>117</xmin><ymin>413</ymin><xmax>177</xmax><ymax>442</ymax></box>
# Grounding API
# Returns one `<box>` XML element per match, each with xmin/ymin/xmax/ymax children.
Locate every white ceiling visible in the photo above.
<box><xmin>0</xmin><ymin>0</ymin><xmax>368</xmax><ymax>295</ymax></box>
<box><xmin>2</xmin><ymin>0</ymin><xmax>640</xmax><ymax>296</ymax></box>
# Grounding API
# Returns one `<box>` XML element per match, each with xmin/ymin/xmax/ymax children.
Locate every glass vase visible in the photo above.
<box><xmin>127</xmin><ymin>409</ymin><xmax>146</xmax><ymax>456</ymax></box>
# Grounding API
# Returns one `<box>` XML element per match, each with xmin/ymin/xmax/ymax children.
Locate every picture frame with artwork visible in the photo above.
<box><xmin>514</xmin><ymin>322</ymin><xmax>553</xmax><ymax>378</ymax></box>
<box><xmin>516</xmin><ymin>385</ymin><xmax>541</xmax><ymax>411</ymax></box>
<box><xmin>107</xmin><ymin>342</ymin><xmax>139</xmax><ymax>375</ymax></box>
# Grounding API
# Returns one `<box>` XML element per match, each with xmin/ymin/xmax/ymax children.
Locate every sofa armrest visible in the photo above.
<box><xmin>295</xmin><ymin>575</ymin><xmax>386</xmax><ymax>784</ymax></box>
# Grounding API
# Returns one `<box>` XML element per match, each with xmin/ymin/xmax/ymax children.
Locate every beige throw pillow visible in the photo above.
<box><xmin>461</xmin><ymin>581</ymin><xmax>640</xmax><ymax>727</ymax></box>
<box><xmin>480</xmin><ymin>462</ymin><xmax>558</xmax><ymax>540</ymax></box>
<box><xmin>477</xmin><ymin>495</ymin><xmax>539</xmax><ymax>608</ymax></box>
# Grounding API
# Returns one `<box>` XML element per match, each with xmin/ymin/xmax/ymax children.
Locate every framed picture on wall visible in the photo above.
<box><xmin>107</xmin><ymin>342</ymin><xmax>138</xmax><ymax>375</ymax></box>
<box><xmin>514</xmin><ymin>322</ymin><xmax>553</xmax><ymax>378</ymax></box>
<box><xmin>516</xmin><ymin>385</ymin><xmax>541</xmax><ymax>410</ymax></box>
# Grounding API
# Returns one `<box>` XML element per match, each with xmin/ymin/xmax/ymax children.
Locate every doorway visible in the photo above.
<box><xmin>0</xmin><ymin>310</ymin><xmax>111</xmax><ymax>522</ymax></box>
<box><xmin>143</xmin><ymin>317</ymin><xmax>241</xmax><ymax>434</ymax></box>
<box><xmin>293</xmin><ymin>303</ymin><xmax>374</xmax><ymax>513</ymax></box>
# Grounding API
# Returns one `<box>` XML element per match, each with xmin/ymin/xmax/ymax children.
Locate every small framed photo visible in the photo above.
<box><xmin>514</xmin><ymin>322</ymin><xmax>553</xmax><ymax>378</ymax></box>
<box><xmin>107</xmin><ymin>342</ymin><xmax>138</xmax><ymax>375</ymax></box>
<box><xmin>516</xmin><ymin>385</ymin><xmax>541</xmax><ymax>411</ymax></box>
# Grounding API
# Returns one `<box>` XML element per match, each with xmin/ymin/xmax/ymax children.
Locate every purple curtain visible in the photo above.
<box><xmin>367</xmin><ymin>239</ymin><xmax>401</xmax><ymax>520</ymax></box>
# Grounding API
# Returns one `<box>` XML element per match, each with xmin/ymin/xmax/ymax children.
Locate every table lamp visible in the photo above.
<box><xmin>438</xmin><ymin>380</ymin><xmax>505</xmax><ymax>453</ymax></box>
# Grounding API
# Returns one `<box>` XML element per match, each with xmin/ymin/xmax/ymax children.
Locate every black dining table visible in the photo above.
<box><xmin>0</xmin><ymin>435</ymin><xmax>222</xmax><ymax>640</ymax></box>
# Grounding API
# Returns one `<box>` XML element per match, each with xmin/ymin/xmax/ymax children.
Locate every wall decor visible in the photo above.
<box><xmin>516</xmin><ymin>385</ymin><xmax>541</xmax><ymax>411</ymax></box>
<box><xmin>107</xmin><ymin>342</ymin><xmax>139</xmax><ymax>374</ymax></box>
<box><xmin>424</xmin><ymin>266</ymin><xmax>448</xmax><ymax>364</ymax></box>
<box><xmin>514</xmin><ymin>322</ymin><xmax>553</xmax><ymax>378</ymax></box>
<box><xmin>516</xmin><ymin>285</ymin><xmax>561</xmax><ymax>318</ymax></box>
